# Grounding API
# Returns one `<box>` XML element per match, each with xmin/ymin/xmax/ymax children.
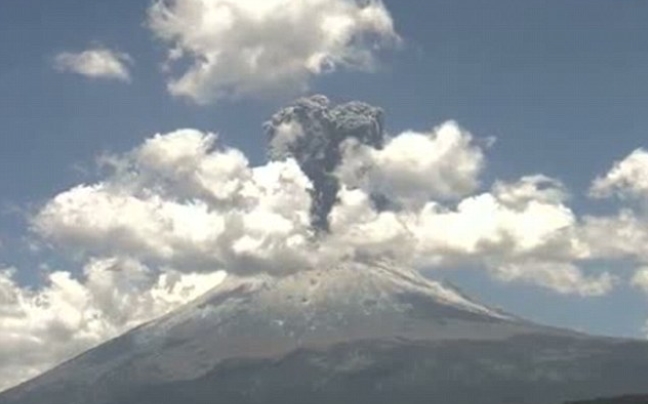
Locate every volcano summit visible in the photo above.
<box><xmin>2</xmin><ymin>260</ymin><xmax>648</xmax><ymax>404</ymax></box>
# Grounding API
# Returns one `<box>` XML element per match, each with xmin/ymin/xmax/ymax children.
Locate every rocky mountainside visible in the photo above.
<box><xmin>2</xmin><ymin>261</ymin><xmax>648</xmax><ymax>404</ymax></box>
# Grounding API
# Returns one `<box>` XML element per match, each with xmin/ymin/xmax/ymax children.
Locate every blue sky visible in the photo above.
<box><xmin>2</xmin><ymin>1</ymin><xmax>648</xmax><ymax>385</ymax></box>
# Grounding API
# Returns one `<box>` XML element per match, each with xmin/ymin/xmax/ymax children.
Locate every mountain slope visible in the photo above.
<box><xmin>2</xmin><ymin>261</ymin><xmax>648</xmax><ymax>404</ymax></box>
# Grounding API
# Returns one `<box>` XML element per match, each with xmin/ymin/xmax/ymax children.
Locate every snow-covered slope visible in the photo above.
<box><xmin>122</xmin><ymin>260</ymin><xmax>545</xmax><ymax>379</ymax></box>
<box><xmin>2</xmin><ymin>261</ymin><xmax>647</xmax><ymax>404</ymax></box>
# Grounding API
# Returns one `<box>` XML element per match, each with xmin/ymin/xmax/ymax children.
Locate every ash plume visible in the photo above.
<box><xmin>265</xmin><ymin>95</ymin><xmax>385</xmax><ymax>230</ymax></box>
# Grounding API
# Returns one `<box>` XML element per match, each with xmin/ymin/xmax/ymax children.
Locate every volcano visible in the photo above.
<box><xmin>2</xmin><ymin>260</ymin><xmax>648</xmax><ymax>404</ymax></box>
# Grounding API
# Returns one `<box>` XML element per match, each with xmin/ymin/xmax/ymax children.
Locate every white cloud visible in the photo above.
<box><xmin>491</xmin><ymin>261</ymin><xmax>616</xmax><ymax>297</ymax></box>
<box><xmin>0</xmin><ymin>261</ymin><xmax>225</xmax><ymax>391</ymax></box>
<box><xmin>328</xmin><ymin>186</ymin><xmax>414</xmax><ymax>261</ymax></box>
<box><xmin>147</xmin><ymin>0</ymin><xmax>398</xmax><ymax>103</ymax></box>
<box><xmin>583</xmin><ymin>149</ymin><xmax>648</xmax><ymax>266</ymax></box>
<box><xmin>328</xmin><ymin>164</ymin><xmax>615</xmax><ymax>297</ymax></box>
<box><xmin>493</xmin><ymin>175</ymin><xmax>569</xmax><ymax>208</ymax></box>
<box><xmin>32</xmin><ymin>106</ymin><xmax>648</xmax><ymax>316</ymax></box>
<box><xmin>121</xmin><ymin>129</ymin><xmax>253</xmax><ymax>202</ymax></box>
<box><xmin>583</xmin><ymin>149</ymin><xmax>648</xmax><ymax>264</ymax></box>
<box><xmin>338</xmin><ymin>121</ymin><xmax>486</xmax><ymax>207</ymax></box>
<box><xmin>33</xmin><ymin>124</ymin><xmax>603</xmax><ymax>297</ymax></box>
<box><xmin>408</xmin><ymin>190</ymin><xmax>580</xmax><ymax>265</ymax></box>
<box><xmin>33</xmin><ymin>129</ymin><xmax>316</xmax><ymax>276</ymax></box>
<box><xmin>34</xmin><ymin>184</ymin><xmax>229</xmax><ymax>265</ymax></box>
<box><xmin>54</xmin><ymin>48</ymin><xmax>132</xmax><ymax>81</ymax></box>
<box><xmin>632</xmin><ymin>267</ymin><xmax>648</xmax><ymax>294</ymax></box>
<box><xmin>580</xmin><ymin>210</ymin><xmax>648</xmax><ymax>263</ymax></box>
<box><xmin>585</xmin><ymin>150</ymin><xmax>648</xmax><ymax>335</ymax></box>
<box><xmin>590</xmin><ymin>149</ymin><xmax>648</xmax><ymax>201</ymax></box>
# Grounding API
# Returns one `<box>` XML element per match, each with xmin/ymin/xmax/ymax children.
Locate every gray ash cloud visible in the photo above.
<box><xmin>265</xmin><ymin>95</ymin><xmax>385</xmax><ymax>230</ymax></box>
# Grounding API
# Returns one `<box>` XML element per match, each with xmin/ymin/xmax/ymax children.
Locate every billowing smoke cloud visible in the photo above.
<box><xmin>265</xmin><ymin>95</ymin><xmax>384</xmax><ymax>230</ymax></box>
<box><xmin>6</xmin><ymin>95</ymin><xmax>648</xmax><ymax>390</ymax></box>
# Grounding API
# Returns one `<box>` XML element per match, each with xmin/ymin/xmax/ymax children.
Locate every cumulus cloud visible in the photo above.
<box><xmin>582</xmin><ymin>150</ymin><xmax>648</xmax><ymax>264</ymax></box>
<box><xmin>585</xmin><ymin>150</ymin><xmax>648</xmax><ymax>334</ymax></box>
<box><xmin>337</xmin><ymin>121</ymin><xmax>486</xmax><ymax>208</ymax></box>
<box><xmin>0</xmin><ymin>261</ymin><xmax>225</xmax><ymax>391</ymax></box>
<box><xmin>493</xmin><ymin>175</ymin><xmax>569</xmax><ymax>208</ymax></box>
<box><xmin>54</xmin><ymin>48</ymin><xmax>132</xmax><ymax>81</ymax></box>
<box><xmin>328</xmin><ymin>171</ymin><xmax>597</xmax><ymax>295</ymax></box>
<box><xmin>34</xmin><ymin>129</ymin><xmax>315</xmax><ymax>275</ymax></box>
<box><xmin>580</xmin><ymin>210</ymin><xmax>648</xmax><ymax>263</ymax></box>
<box><xmin>590</xmin><ymin>149</ymin><xmax>648</xmax><ymax>201</ymax></box>
<box><xmin>327</xmin><ymin>186</ymin><xmax>414</xmax><ymax>261</ymax></box>
<box><xmin>31</xmin><ymin>96</ymin><xmax>619</xmax><ymax>291</ymax></box>
<box><xmin>147</xmin><ymin>0</ymin><xmax>398</xmax><ymax>103</ymax></box>
<box><xmin>406</xmin><ymin>185</ymin><xmax>580</xmax><ymax>265</ymax></box>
